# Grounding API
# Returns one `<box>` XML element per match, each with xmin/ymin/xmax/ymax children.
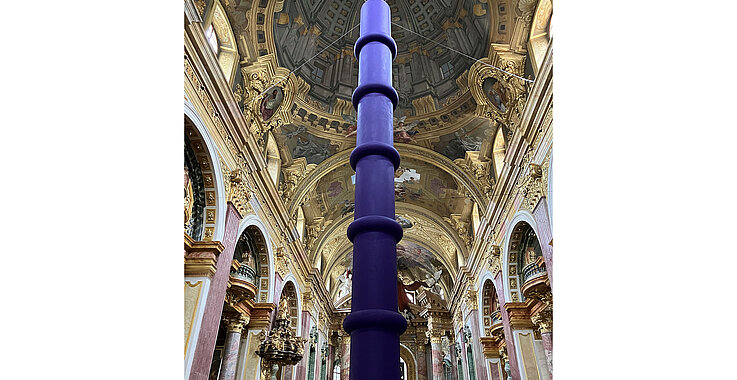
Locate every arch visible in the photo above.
<box><xmin>476</xmin><ymin>271</ymin><xmax>500</xmax><ymax>337</ymax></box>
<box><xmin>501</xmin><ymin>211</ymin><xmax>538</xmax><ymax>302</ymax></box>
<box><xmin>279</xmin><ymin>277</ymin><xmax>302</xmax><ymax>336</ymax></box>
<box><xmin>184</xmin><ymin>99</ymin><xmax>227</xmax><ymax>242</ymax></box>
<box><xmin>399</xmin><ymin>343</ymin><xmax>418</xmax><ymax>380</ymax></box>
<box><xmin>286</xmin><ymin>144</ymin><xmax>489</xmax><ymax>218</ymax></box>
<box><xmin>237</xmin><ymin>214</ymin><xmax>275</xmax><ymax>303</ymax></box>
<box><xmin>204</xmin><ymin>0</ymin><xmax>239</xmax><ymax>84</ymax></box>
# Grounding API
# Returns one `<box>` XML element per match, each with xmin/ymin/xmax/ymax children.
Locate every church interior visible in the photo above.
<box><xmin>183</xmin><ymin>0</ymin><xmax>552</xmax><ymax>379</ymax></box>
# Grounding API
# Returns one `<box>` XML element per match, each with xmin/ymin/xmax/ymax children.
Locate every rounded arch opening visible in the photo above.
<box><xmin>237</xmin><ymin>215</ymin><xmax>275</xmax><ymax>303</ymax></box>
<box><xmin>480</xmin><ymin>278</ymin><xmax>501</xmax><ymax>337</ymax></box>
<box><xmin>505</xmin><ymin>218</ymin><xmax>543</xmax><ymax>303</ymax></box>
<box><xmin>279</xmin><ymin>280</ymin><xmax>301</xmax><ymax>335</ymax></box>
<box><xmin>184</xmin><ymin>108</ymin><xmax>226</xmax><ymax>242</ymax></box>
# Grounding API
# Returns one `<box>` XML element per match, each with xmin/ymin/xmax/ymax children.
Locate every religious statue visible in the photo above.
<box><xmin>393</xmin><ymin>116</ymin><xmax>418</xmax><ymax>143</ymax></box>
<box><xmin>277</xmin><ymin>296</ymin><xmax>290</xmax><ymax>320</ymax></box>
<box><xmin>523</xmin><ymin>245</ymin><xmax>536</xmax><ymax>265</ymax></box>
<box><xmin>336</xmin><ymin>269</ymin><xmax>352</xmax><ymax>299</ymax></box>
<box><xmin>184</xmin><ymin>166</ymin><xmax>194</xmax><ymax>231</ymax></box>
<box><xmin>260</xmin><ymin>87</ymin><xmax>283</xmax><ymax>121</ymax></box>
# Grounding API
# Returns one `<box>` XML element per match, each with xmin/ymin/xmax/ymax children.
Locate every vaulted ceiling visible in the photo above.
<box><xmin>211</xmin><ymin>0</ymin><xmax>552</xmax><ymax>307</ymax></box>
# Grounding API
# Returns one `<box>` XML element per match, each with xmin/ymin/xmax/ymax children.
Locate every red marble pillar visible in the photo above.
<box><xmin>532</xmin><ymin>201</ymin><xmax>553</xmax><ymax>287</ymax></box>
<box><xmin>218</xmin><ymin>314</ymin><xmax>247</xmax><ymax>380</ymax></box>
<box><xmin>449</xmin><ymin>340</ymin><xmax>459</xmax><ymax>380</ymax></box>
<box><xmin>190</xmin><ymin>202</ymin><xmax>242</xmax><ymax>380</ymax></box>
<box><xmin>295</xmin><ymin>311</ymin><xmax>312</xmax><ymax>380</ymax></box>
<box><xmin>468</xmin><ymin>312</ymin><xmax>488</xmax><ymax>380</ymax></box>
<box><xmin>429</xmin><ymin>335</ymin><xmax>444</xmax><ymax>380</ymax></box>
<box><xmin>415</xmin><ymin>339</ymin><xmax>428</xmax><ymax>380</ymax></box>
<box><xmin>340</xmin><ymin>333</ymin><xmax>351</xmax><ymax>380</ymax></box>
<box><xmin>493</xmin><ymin>274</ymin><xmax>521</xmax><ymax>380</ymax></box>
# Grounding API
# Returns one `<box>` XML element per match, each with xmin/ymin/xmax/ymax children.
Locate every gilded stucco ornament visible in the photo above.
<box><xmin>518</xmin><ymin>155</ymin><xmax>549</xmax><ymax>212</ymax></box>
<box><xmin>274</xmin><ymin>246</ymin><xmax>291</xmax><ymax>277</ymax></box>
<box><xmin>531</xmin><ymin>306</ymin><xmax>552</xmax><ymax>333</ymax></box>
<box><xmin>487</xmin><ymin>245</ymin><xmax>502</xmax><ymax>277</ymax></box>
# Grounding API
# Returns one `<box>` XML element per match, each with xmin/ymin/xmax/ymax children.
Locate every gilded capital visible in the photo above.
<box><xmin>223</xmin><ymin>312</ymin><xmax>249</xmax><ymax>333</ymax></box>
<box><xmin>531</xmin><ymin>307</ymin><xmax>553</xmax><ymax>333</ymax></box>
<box><xmin>426</xmin><ymin>329</ymin><xmax>444</xmax><ymax>344</ymax></box>
<box><xmin>465</xmin><ymin>288</ymin><xmax>478</xmax><ymax>310</ymax></box>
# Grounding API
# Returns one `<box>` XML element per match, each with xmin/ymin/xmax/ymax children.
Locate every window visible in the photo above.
<box><xmin>441</xmin><ymin>62</ymin><xmax>453</xmax><ymax>79</ymax></box>
<box><xmin>333</xmin><ymin>364</ymin><xmax>341</xmax><ymax>380</ymax></box>
<box><xmin>311</xmin><ymin>66</ymin><xmax>324</xmax><ymax>82</ymax></box>
<box><xmin>205</xmin><ymin>25</ymin><xmax>218</xmax><ymax>54</ymax></box>
<box><xmin>440</xmin><ymin>62</ymin><xmax>453</xmax><ymax>79</ymax></box>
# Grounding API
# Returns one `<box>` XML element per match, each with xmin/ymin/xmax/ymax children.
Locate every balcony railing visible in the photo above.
<box><xmin>521</xmin><ymin>261</ymin><xmax>547</xmax><ymax>284</ymax></box>
<box><xmin>230</xmin><ymin>263</ymin><xmax>257</xmax><ymax>285</ymax></box>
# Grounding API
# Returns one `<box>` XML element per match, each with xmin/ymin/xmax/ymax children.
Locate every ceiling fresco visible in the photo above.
<box><xmin>327</xmin><ymin>240</ymin><xmax>453</xmax><ymax>305</ymax></box>
<box><xmin>215</xmin><ymin>0</ymin><xmax>543</xmax><ymax>309</ymax></box>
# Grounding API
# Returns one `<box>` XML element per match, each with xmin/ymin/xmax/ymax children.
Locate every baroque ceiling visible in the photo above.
<box><xmin>211</xmin><ymin>0</ymin><xmax>552</xmax><ymax>308</ymax></box>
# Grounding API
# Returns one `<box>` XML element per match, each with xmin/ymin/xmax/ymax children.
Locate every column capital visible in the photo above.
<box><xmin>464</xmin><ymin>288</ymin><xmax>479</xmax><ymax>311</ymax></box>
<box><xmin>531</xmin><ymin>306</ymin><xmax>553</xmax><ymax>333</ymax></box>
<box><xmin>426</xmin><ymin>329</ymin><xmax>445</xmax><ymax>344</ymax></box>
<box><xmin>222</xmin><ymin>312</ymin><xmax>249</xmax><ymax>333</ymax></box>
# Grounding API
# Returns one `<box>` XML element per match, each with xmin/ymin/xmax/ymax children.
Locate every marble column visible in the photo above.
<box><xmin>339</xmin><ymin>332</ymin><xmax>351</xmax><ymax>380</ymax></box>
<box><xmin>531</xmin><ymin>307</ymin><xmax>553</xmax><ymax>376</ymax></box>
<box><xmin>415</xmin><ymin>337</ymin><xmax>428</xmax><ymax>380</ymax></box>
<box><xmin>218</xmin><ymin>313</ymin><xmax>248</xmax><ymax>380</ymax></box>
<box><xmin>428</xmin><ymin>331</ymin><xmax>444</xmax><ymax>380</ymax></box>
<box><xmin>190</xmin><ymin>202</ymin><xmax>242</xmax><ymax>380</ymax></box>
<box><xmin>493</xmin><ymin>275</ymin><xmax>521</xmax><ymax>380</ymax></box>
<box><xmin>467</xmin><ymin>311</ymin><xmax>488</xmax><ymax>380</ymax></box>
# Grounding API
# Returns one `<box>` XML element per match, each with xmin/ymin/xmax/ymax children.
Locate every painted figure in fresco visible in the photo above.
<box><xmin>260</xmin><ymin>87</ymin><xmax>283</xmax><ymax>121</ymax></box>
<box><xmin>395</xmin><ymin>214</ymin><xmax>413</xmax><ymax>229</ymax></box>
<box><xmin>340</xmin><ymin>200</ymin><xmax>354</xmax><ymax>217</ymax></box>
<box><xmin>393</xmin><ymin>116</ymin><xmax>419</xmax><ymax>143</ymax></box>
<box><xmin>342</xmin><ymin>114</ymin><xmax>357</xmax><ymax>137</ymax></box>
<box><xmin>483</xmin><ymin>78</ymin><xmax>508</xmax><ymax>112</ymax></box>
<box><xmin>293</xmin><ymin>135</ymin><xmax>330</xmax><ymax>164</ymax></box>
<box><xmin>284</xmin><ymin>125</ymin><xmax>307</xmax><ymax>140</ymax></box>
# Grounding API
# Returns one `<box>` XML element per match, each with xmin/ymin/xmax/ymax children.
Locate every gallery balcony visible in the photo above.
<box><xmin>228</xmin><ymin>260</ymin><xmax>258</xmax><ymax>303</ymax></box>
<box><xmin>489</xmin><ymin>310</ymin><xmax>503</xmax><ymax>335</ymax></box>
<box><xmin>521</xmin><ymin>257</ymin><xmax>550</xmax><ymax>300</ymax></box>
<box><xmin>521</xmin><ymin>260</ymin><xmax>547</xmax><ymax>285</ymax></box>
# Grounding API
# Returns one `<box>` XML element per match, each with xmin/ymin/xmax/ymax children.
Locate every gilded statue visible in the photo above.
<box><xmin>277</xmin><ymin>296</ymin><xmax>290</xmax><ymax>321</ymax></box>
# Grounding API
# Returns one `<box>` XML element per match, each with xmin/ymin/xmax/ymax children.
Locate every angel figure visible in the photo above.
<box><xmin>424</xmin><ymin>266</ymin><xmax>443</xmax><ymax>288</ymax></box>
<box><xmin>393</xmin><ymin>116</ymin><xmax>419</xmax><ymax>143</ymax></box>
<box><xmin>342</xmin><ymin>114</ymin><xmax>357</xmax><ymax>137</ymax></box>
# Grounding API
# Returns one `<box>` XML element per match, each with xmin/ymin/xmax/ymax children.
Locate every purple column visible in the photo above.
<box><xmin>343</xmin><ymin>1</ymin><xmax>406</xmax><ymax>380</ymax></box>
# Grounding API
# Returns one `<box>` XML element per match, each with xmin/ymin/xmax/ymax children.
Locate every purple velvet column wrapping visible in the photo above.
<box><xmin>342</xmin><ymin>1</ymin><xmax>407</xmax><ymax>380</ymax></box>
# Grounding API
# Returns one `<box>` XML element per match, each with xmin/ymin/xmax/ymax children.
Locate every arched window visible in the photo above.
<box><xmin>492</xmin><ymin>126</ymin><xmax>506</xmax><ymax>179</ymax></box>
<box><xmin>204</xmin><ymin>24</ymin><xmax>218</xmax><ymax>55</ymax></box>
